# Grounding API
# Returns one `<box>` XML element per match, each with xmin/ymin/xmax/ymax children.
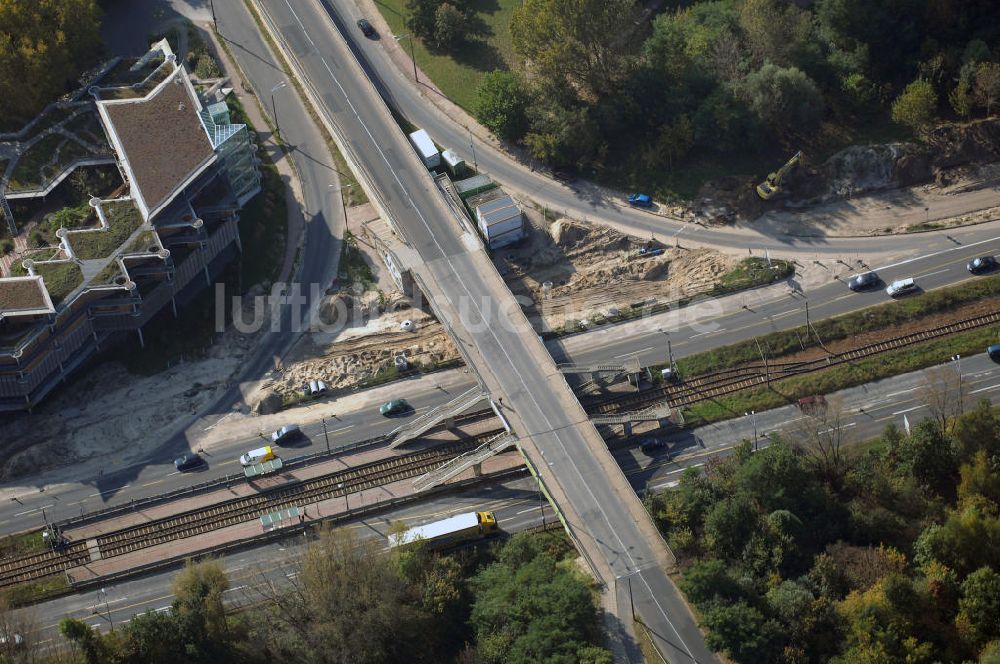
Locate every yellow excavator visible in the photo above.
<box><xmin>756</xmin><ymin>151</ymin><xmax>802</xmax><ymax>200</ymax></box>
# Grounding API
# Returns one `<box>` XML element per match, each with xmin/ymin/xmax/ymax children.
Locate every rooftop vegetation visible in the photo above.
<box><xmin>33</xmin><ymin>261</ymin><xmax>83</xmax><ymax>306</ymax></box>
<box><xmin>68</xmin><ymin>200</ymin><xmax>143</xmax><ymax>260</ymax></box>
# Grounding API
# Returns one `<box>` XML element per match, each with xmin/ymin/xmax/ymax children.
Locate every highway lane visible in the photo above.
<box><xmin>23</xmin><ymin>352</ymin><xmax>1000</xmax><ymax>648</ymax></box>
<box><xmin>322</xmin><ymin>0</ymin><xmax>1000</xmax><ymax>257</ymax></box>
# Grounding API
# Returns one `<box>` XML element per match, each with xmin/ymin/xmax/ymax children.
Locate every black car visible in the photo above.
<box><xmin>639</xmin><ymin>438</ymin><xmax>669</xmax><ymax>455</ymax></box>
<box><xmin>174</xmin><ymin>453</ymin><xmax>203</xmax><ymax>472</ymax></box>
<box><xmin>848</xmin><ymin>271</ymin><xmax>879</xmax><ymax>292</ymax></box>
<box><xmin>967</xmin><ymin>256</ymin><xmax>998</xmax><ymax>274</ymax></box>
<box><xmin>357</xmin><ymin>18</ymin><xmax>376</xmax><ymax>38</ymax></box>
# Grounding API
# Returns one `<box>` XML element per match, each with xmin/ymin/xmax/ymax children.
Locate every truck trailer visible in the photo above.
<box><xmin>388</xmin><ymin>511</ymin><xmax>498</xmax><ymax>549</ymax></box>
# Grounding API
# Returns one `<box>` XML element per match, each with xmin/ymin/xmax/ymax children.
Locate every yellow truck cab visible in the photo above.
<box><xmin>240</xmin><ymin>445</ymin><xmax>275</xmax><ymax>467</ymax></box>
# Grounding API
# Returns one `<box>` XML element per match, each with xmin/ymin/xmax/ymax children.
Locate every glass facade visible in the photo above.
<box><xmin>200</xmin><ymin>108</ymin><xmax>260</xmax><ymax>205</ymax></box>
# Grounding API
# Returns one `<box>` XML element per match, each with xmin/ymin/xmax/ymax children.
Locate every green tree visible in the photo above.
<box><xmin>914</xmin><ymin>506</ymin><xmax>1000</xmax><ymax>577</ymax></box>
<box><xmin>511</xmin><ymin>0</ymin><xmax>640</xmax><ymax>96</ymax></box>
<box><xmin>974</xmin><ymin>62</ymin><xmax>1000</xmax><ymax>116</ymax></box>
<box><xmin>59</xmin><ymin>617</ymin><xmax>110</xmax><ymax>663</ymax></box>
<box><xmin>431</xmin><ymin>3</ymin><xmax>467</xmax><ymax>51</ymax></box>
<box><xmin>679</xmin><ymin>558</ymin><xmax>744</xmax><ymax>608</ymax></box>
<box><xmin>953</xmin><ymin>400</ymin><xmax>1000</xmax><ymax>462</ymax></box>
<box><xmin>951</xmin><ymin>80</ymin><xmax>974</xmax><ymax>118</ymax></box>
<box><xmin>704</xmin><ymin>493</ymin><xmax>760</xmax><ymax>560</ymax></box>
<box><xmin>899</xmin><ymin>419</ymin><xmax>959</xmax><ymax>498</ymax></box>
<box><xmin>741</xmin><ymin>63</ymin><xmax>823</xmax><ymax>137</ymax></box>
<box><xmin>891</xmin><ymin>78</ymin><xmax>938</xmax><ymax>132</ymax></box>
<box><xmin>738</xmin><ymin>0</ymin><xmax>812</xmax><ymax>67</ymax></box>
<box><xmin>405</xmin><ymin>0</ymin><xmax>440</xmax><ymax>41</ymax></box>
<box><xmin>0</xmin><ymin>0</ymin><xmax>102</xmax><ymax>127</ymax></box>
<box><xmin>959</xmin><ymin>451</ymin><xmax>1000</xmax><ymax>508</ymax></box>
<box><xmin>702</xmin><ymin>601</ymin><xmax>779</xmax><ymax>662</ymax></box>
<box><xmin>523</xmin><ymin>99</ymin><xmax>605</xmax><ymax>169</ymax></box>
<box><xmin>474</xmin><ymin>71</ymin><xmax>530</xmax><ymax>141</ymax></box>
<box><xmin>958</xmin><ymin>567</ymin><xmax>1000</xmax><ymax>647</ymax></box>
<box><xmin>171</xmin><ymin>558</ymin><xmax>230</xmax><ymax>648</ymax></box>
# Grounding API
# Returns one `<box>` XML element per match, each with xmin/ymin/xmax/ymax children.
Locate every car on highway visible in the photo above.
<box><xmin>552</xmin><ymin>168</ymin><xmax>576</xmax><ymax>184</ymax></box>
<box><xmin>270</xmin><ymin>424</ymin><xmax>301</xmax><ymax>444</ymax></box>
<box><xmin>886</xmin><ymin>277</ymin><xmax>917</xmax><ymax>298</ymax></box>
<box><xmin>380</xmin><ymin>399</ymin><xmax>410</xmax><ymax>417</ymax></box>
<box><xmin>357</xmin><ymin>18</ymin><xmax>376</xmax><ymax>38</ymax></box>
<box><xmin>967</xmin><ymin>255</ymin><xmax>998</xmax><ymax>274</ymax></box>
<box><xmin>627</xmin><ymin>193</ymin><xmax>653</xmax><ymax>208</ymax></box>
<box><xmin>174</xmin><ymin>453</ymin><xmax>203</xmax><ymax>472</ymax></box>
<box><xmin>989</xmin><ymin>344</ymin><xmax>1000</xmax><ymax>362</ymax></box>
<box><xmin>848</xmin><ymin>271</ymin><xmax>879</xmax><ymax>291</ymax></box>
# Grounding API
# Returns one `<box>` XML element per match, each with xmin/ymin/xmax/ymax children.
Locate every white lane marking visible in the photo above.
<box><xmin>971</xmin><ymin>383</ymin><xmax>1000</xmax><ymax>394</ymax></box>
<box><xmin>331</xmin><ymin>425</ymin><xmax>354</xmax><ymax>433</ymax></box>
<box><xmin>892</xmin><ymin>405</ymin><xmax>923</xmax><ymax>415</ymax></box>
<box><xmin>770</xmin><ymin>309</ymin><xmax>798</xmax><ymax>319</ymax></box>
<box><xmin>14</xmin><ymin>504</ymin><xmax>54</xmax><ymax>517</ymax></box>
<box><xmin>884</xmin><ymin>387</ymin><xmax>918</xmax><ymax>399</ymax></box>
<box><xmin>916</xmin><ymin>268</ymin><xmax>949</xmax><ymax>279</ymax></box>
<box><xmin>516</xmin><ymin>506</ymin><xmax>541</xmax><ymax>515</ymax></box>
<box><xmin>818</xmin><ymin>422</ymin><xmax>857</xmax><ymax>435</ymax></box>
<box><xmin>690</xmin><ymin>328</ymin><xmax>725</xmax><ymax>338</ymax></box>
<box><xmin>873</xmin><ymin>235</ymin><xmax>1000</xmax><ymax>272</ymax></box>
<box><xmin>614</xmin><ymin>346</ymin><xmax>652</xmax><ymax>359</ymax></box>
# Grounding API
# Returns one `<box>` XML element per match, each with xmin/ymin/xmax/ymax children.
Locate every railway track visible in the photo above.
<box><xmin>0</xmin><ymin>433</ymin><xmax>503</xmax><ymax>589</ymax></box>
<box><xmin>586</xmin><ymin>310</ymin><xmax>1000</xmax><ymax>416</ymax></box>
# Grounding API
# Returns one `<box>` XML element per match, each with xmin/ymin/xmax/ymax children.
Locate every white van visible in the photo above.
<box><xmin>886</xmin><ymin>278</ymin><xmax>917</xmax><ymax>297</ymax></box>
<box><xmin>240</xmin><ymin>445</ymin><xmax>275</xmax><ymax>467</ymax></box>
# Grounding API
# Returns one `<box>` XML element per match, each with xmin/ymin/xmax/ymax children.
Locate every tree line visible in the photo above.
<box><xmin>467</xmin><ymin>0</ymin><xmax>1000</xmax><ymax>192</ymax></box>
<box><xmin>647</xmin><ymin>397</ymin><xmax>1000</xmax><ymax>662</ymax></box>
<box><xmin>43</xmin><ymin>529</ymin><xmax>609</xmax><ymax>664</ymax></box>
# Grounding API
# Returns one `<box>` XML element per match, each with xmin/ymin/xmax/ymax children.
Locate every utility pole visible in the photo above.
<box><xmin>395</xmin><ymin>34</ymin><xmax>418</xmax><ymax>82</ymax></box>
<box><xmin>270</xmin><ymin>81</ymin><xmax>287</xmax><ymax>137</ymax></box>
<box><xmin>627</xmin><ymin>576</ymin><xmax>636</xmax><ymax>620</ymax></box>
<box><xmin>209</xmin><ymin>0</ymin><xmax>217</xmax><ymax>31</ymax></box>
<box><xmin>322</xmin><ymin>417</ymin><xmax>331</xmax><ymax>454</ymax></box>
<box><xmin>468</xmin><ymin>125</ymin><xmax>478</xmax><ymax>173</ymax></box>
<box><xmin>952</xmin><ymin>354</ymin><xmax>963</xmax><ymax>412</ymax></box>
<box><xmin>754</xmin><ymin>336</ymin><xmax>769</xmax><ymax>386</ymax></box>
<box><xmin>745</xmin><ymin>410</ymin><xmax>758</xmax><ymax>450</ymax></box>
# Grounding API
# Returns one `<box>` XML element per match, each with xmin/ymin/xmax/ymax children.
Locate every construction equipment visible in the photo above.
<box><xmin>756</xmin><ymin>151</ymin><xmax>802</xmax><ymax>200</ymax></box>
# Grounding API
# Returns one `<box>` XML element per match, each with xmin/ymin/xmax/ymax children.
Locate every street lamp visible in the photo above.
<box><xmin>270</xmin><ymin>81</ymin><xmax>287</xmax><ymax>137</ymax></box>
<box><xmin>92</xmin><ymin>588</ymin><xmax>114</xmax><ymax>632</ymax></box>
<box><xmin>209</xmin><ymin>0</ymin><xmax>217</xmax><ymax>30</ymax></box>
<box><xmin>952</xmin><ymin>354</ymin><xmax>963</xmax><ymax>408</ymax></box>
<box><xmin>394</xmin><ymin>34</ymin><xmax>418</xmax><ymax>82</ymax></box>
<box><xmin>745</xmin><ymin>410</ymin><xmax>758</xmax><ymax>450</ymax></box>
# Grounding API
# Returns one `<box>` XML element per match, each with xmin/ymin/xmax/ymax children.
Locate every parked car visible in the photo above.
<box><xmin>240</xmin><ymin>446</ymin><xmax>275</xmax><ymax>467</ymax></box>
<box><xmin>967</xmin><ymin>256</ymin><xmax>998</xmax><ymax>274</ymax></box>
<box><xmin>174</xmin><ymin>453</ymin><xmax>203</xmax><ymax>472</ymax></box>
<box><xmin>989</xmin><ymin>344</ymin><xmax>1000</xmax><ymax>362</ymax></box>
<box><xmin>271</xmin><ymin>424</ymin><xmax>301</xmax><ymax>444</ymax></box>
<box><xmin>627</xmin><ymin>193</ymin><xmax>653</xmax><ymax>208</ymax></box>
<box><xmin>380</xmin><ymin>399</ymin><xmax>409</xmax><ymax>416</ymax></box>
<box><xmin>357</xmin><ymin>18</ymin><xmax>376</xmax><ymax>37</ymax></box>
<box><xmin>639</xmin><ymin>437</ymin><xmax>669</xmax><ymax>455</ymax></box>
<box><xmin>848</xmin><ymin>271</ymin><xmax>879</xmax><ymax>291</ymax></box>
<box><xmin>886</xmin><ymin>277</ymin><xmax>917</xmax><ymax>297</ymax></box>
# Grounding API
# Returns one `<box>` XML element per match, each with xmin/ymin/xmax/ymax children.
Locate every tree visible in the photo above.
<box><xmin>914</xmin><ymin>506</ymin><xmax>1000</xmax><ymax>577</ymax></box>
<box><xmin>702</xmin><ymin>601</ymin><xmax>779</xmax><ymax>663</ymax></box>
<box><xmin>899</xmin><ymin>419</ymin><xmax>959</xmax><ymax>498</ymax></box>
<box><xmin>919</xmin><ymin>365</ymin><xmax>965</xmax><ymax>434</ymax></box>
<box><xmin>523</xmin><ymin>99</ymin><xmax>605</xmax><ymax>169</ymax></box>
<box><xmin>958</xmin><ymin>567</ymin><xmax>1000</xmax><ymax>647</ymax></box>
<box><xmin>950</xmin><ymin>79</ymin><xmax>974</xmax><ymax>118</ymax></box>
<box><xmin>741</xmin><ymin>63</ymin><xmax>823</xmax><ymax>137</ymax></box>
<box><xmin>891</xmin><ymin>78</ymin><xmax>938</xmax><ymax>132</ymax></box>
<box><xmin>511</xmin><ymin>0</ymin><xmax>640</xmax><ymax>96</ymax></box>
<box><xmin>474</xmin><ymin>71</ymin><xmax>530</xmax><ymax>141</ymax></box>
<box><xmin>405</xmin><ymin>0</ymin><xmax>440</xmax><ymax>41</ymax></box>
<box><xmin>59</xmin><ymin>617</ymin><xmax>110</xmax><ymax>663</ymax></box>
<box><xmin>738</xmin><ymin>0</ymin><xmax>812</xmax><ymax>68</ymax></box>
<box><xmin>974</xmin><ymin>62</ymin><xmax>1000</xmax><ymax>116</ymax></box>
<box><xmin>953</xmin><ymin>399</ymin><xmax>1000</xmax><ymax>462</ymax></box>
<box><xmin>704</xmin><ymin>493</ymin><xmax>760</xmax><ymax>560</ymax></box>
<box><xmin>959</xmin><ymin>451</ymin><xmax>1000</xmax><ymax>508</ymax></box>
<box><xmin>431</xmin><ymin>3</ymin><xmax>467</xmax><ymax>51</ymax></box>
<box><xmin>643</xmin><ymin>114</ymin><xmax>694</xmax><ymax>171</ymax></box>
<box><xmin>679</xmin><ymin>558</ymin><xmax>744</xmax><ymax>608</ymax></box>
<box><xmin>0</xmin><ymin>0</ymin><xmax>103</xmax><ymax>127</ymax></box>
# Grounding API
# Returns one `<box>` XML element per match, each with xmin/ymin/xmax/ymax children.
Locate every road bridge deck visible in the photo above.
<box><xmin>249</xmin><ymin>1</ymin><xmax>719</xmax><ymax>660</ymax></box>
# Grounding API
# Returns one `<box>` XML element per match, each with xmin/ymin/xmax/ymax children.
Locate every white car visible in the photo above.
<box><xmin>886</xmin><ymin>278</ymin><xmax>917</xmax><ymax>297</ymax></box>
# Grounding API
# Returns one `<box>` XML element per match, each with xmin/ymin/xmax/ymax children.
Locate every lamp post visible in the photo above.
<box><xmin>745</xmin><ymin>410</ymin><xmax>758</xmax><ymax>450</ymax></box>
<box><xmin>270</xmin><ymin>81</ymin><xmax>287</xmax><ymax>137</ymax></box>
<box><xmin>467</xmin><ymin>125</ymin><xmax>478</xmax><ymax>173</ymax></box>
<box><xmin>209</xmin><ymin>0</ymin><xmax>217</xmax><ymax>30</ymax></box>
<box><xmin>952</xmin><ymin>354</ymin><xmax>963</xmax><ymax>411</ymax></box>
<box><xmin>93</xmin><ymin>588</ymin><xmax>114</xmax><ymax>632</ymax></box>
<box><xmin>395</xmin><ymin>34</ymin><xmax>418</xmax><ymax>82</ymax></box>
<box><xmin>321</xmin><ymin>416</ymin><xmax>331</xmax><ymax>454</ymax></box>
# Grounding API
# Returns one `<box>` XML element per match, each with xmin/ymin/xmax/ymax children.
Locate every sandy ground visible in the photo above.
<box><xmin>497</xmin><ymin>210</ymin><xmax>740</xmax><ymax>331</ymax></box>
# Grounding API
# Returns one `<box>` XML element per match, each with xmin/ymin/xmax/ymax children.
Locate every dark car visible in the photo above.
<box><xmin>848</xmin><ymin>271</ymin><xmax>879</xmax><ymax>292</ymax></box>
<box><xmin>989</xmin><ymin>344</ymin><xmax>1000</xmax><ymax>362</ymax></box>
<box><xmin>270</xmin><ymin>424</ymin><xmax>301</xmax><ymax>444</ymax></box>
<box><xmin>357</xmin><ymin>18</ymin><xmax>376</xmax><ymax>38</ymax></box>
<box><xmin>552</xmin><ymin>169</ymin><xmax>576</xmax><ymax>184</ymax></box>
<box><xmin>174</xmin><ymin>453</ymin><xmax>203</xmax><ymax>472</ymax></box>
<box><xmin>967</xmin><ymin>256</ymin><xmax>998</xmax><ymax>274</ymax></box>
<box><xmin>380</xmin><ymin>399</ymin><xmax>409</xmax><ymax>416</ymax></box>
<box><xmin>639</xmin><ymin>437</ymin><xmax>669</xmax><ymax>455</ymax></box>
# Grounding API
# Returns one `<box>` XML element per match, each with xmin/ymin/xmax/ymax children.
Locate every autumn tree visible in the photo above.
<box><xmin>891</xmin><ymin>78</ymin><xmax>938</xmax><ymax>132</ymax></box>
<box><xmin>738</xmin><ymin>0</ymin><xmax>812</xmax><ymax>68</ymax></box>
<box><xmin>957</xmin><ymin>567</ymin><xmax>1000</xmax><ymax>648</ymax></box>
<box><xmin>975</xmin><ymin>62</ymin><xmax>1000</xmax><ymax>116</ymax></box>
<box><xmin>0</xmin><ymin>0</ymin><xmax>102</xmax><ymax>127</ymax></box>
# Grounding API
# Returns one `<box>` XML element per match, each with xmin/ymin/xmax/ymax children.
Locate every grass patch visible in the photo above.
<box><xmin>2</xmin><ymin>574</ymin><xmax>70</xmax><ymax>608</ymax></box>
<box><xmin>8</xmin><ymin>134</ymin><xmax>64</xmax><ymax>190</ymax></box>
<box><xmin>681</xmin><ymin>324</ymin><xmax>1000</xmax><ymax>426</ymax></box>
<box><xmin>230</xmin><ymin>7</ymin><xmax>366</xmax><ymax>207</ymax></box>
<box><xmin>91</xmin><ymin>259</ymin><xmax>123</xmax><ymax>286</ymax></box>
<box><xmin>0</xmin><ymin>531</ymin><xmax>45</xmax><ymax>559</ymax></box>
<box><xmin>713</xmin><ymin>257</ymin><xmax>793</xmax><ymax>295</ymax></box>
<box><xmin>68</xmin><ymin>200</ymin><xmax>143</xmax><ymax>260</ymax></box>
<box><xmin>33</xmin><ymin>261</ymin><xmax>83</xmax><ymax>305</ymax></box>
<box><xmin>675</xmin><ymin>274</ymin><xmax>1000</xmax><ymax>378</ymax></box>
<box><xmin>373</xmin><ymin>0</ymin><xmax>520</xmax><ymax>111</ymax></box>
<box><xmin>125</xmin><ymin>230</ymin><xmax>159</xmax><ymax>254</ymax></box>
<box><xmin>338</xmin><ymin>231</ymin><xmax>375</xmax><ymax>290</ymax></box>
